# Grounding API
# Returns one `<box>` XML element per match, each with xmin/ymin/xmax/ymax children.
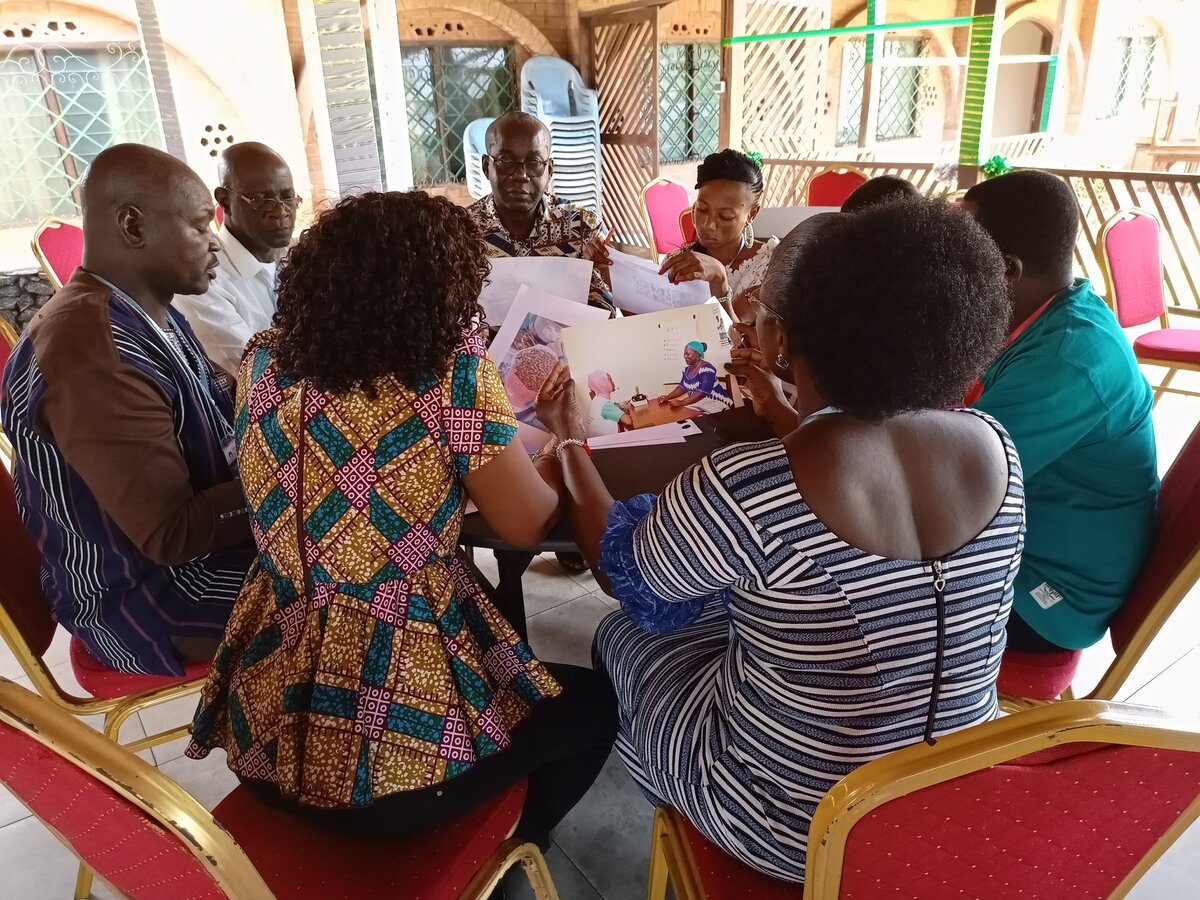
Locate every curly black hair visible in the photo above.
<box><xmin>272</xmin><ymin>191</ymin><xmax>488</xmax><ymax>396</ymax></box>
<box><xmin>696</xmin><ymin>149</ymin><xmax>764</xmax><ymax>200</ymax></box>
<box><xmin>781</xmin><ymin>198</ymin><xmax>1010</xmax><ymax>420</ymax></box>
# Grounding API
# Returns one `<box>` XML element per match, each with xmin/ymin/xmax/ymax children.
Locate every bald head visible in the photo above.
<box><xmin>81</xmin><ymin>143</ymin><xmax>205</xmax><ymax>225</ymax></box>
<box><xmin>212</xmin><ymin>141</ymin><xmax>297</xmax><ymax>259</ymax></box>
<box><xmin>79</xmin><ymin>143</ymin><xmax>218</xmax><ymax>304</ymax></box>
<box><xmin>485</xmin><ymin>112</ymin><xmax>549</xmax><ymax>155</ymax></box>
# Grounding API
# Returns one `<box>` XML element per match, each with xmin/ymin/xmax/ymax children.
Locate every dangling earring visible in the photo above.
<box><xmin>774</xmin><ymin>355</ymin><xmax>790</xmax><ymax>373</ymax></box>
<box><xmin>745</xmin><ymin>220</ymin><xmax>756</xmax><ymax>244</ymax></box>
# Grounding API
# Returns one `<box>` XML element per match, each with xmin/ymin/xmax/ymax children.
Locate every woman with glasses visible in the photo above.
<box><xmin>173</xmin><ymin>142</ymin><xmax>301</xmax><ymax>377</ymax></box>
<box><xmin>188</xmin><ymin>190</ymin><xmax>618</xmax><ymax>853</ymax></box>
<box><xmin>533</xmin><ymin>198</ymin><xmax>1025</xmax><ymax>884</ymax></box>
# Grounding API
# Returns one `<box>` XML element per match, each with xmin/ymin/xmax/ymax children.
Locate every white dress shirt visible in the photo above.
<box><xmin>173</xmin><ymin>226</ymin><xmax>279</xmax><ymax>376</ymax></box>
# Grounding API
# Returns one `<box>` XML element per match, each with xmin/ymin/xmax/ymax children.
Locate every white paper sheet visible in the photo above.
<box><xmin>588</xmin><ymin>420</ymin><xmax>700</xmax><ymax>449</ymax></box>
<box><xmin>478</xmin><ymin>256</ymin><xmax>594</xmax><ymax>322</ymax></box>
<box><xmin>489</xmin><ymin>284</ymin><xmax>609</xmax><ymax>377</ymax></box>
<box><xmin>607</xmin><ymin>247</ymin><xmax>712</xmax><ymax>314</ymax></box>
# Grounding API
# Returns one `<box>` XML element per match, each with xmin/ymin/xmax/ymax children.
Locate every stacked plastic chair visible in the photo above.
<box><xmin>463</xmin><ymin>117</ymin><xmax>495</xmax><ymax>200</ymax></box>
<box><xmin>520</xmin><ymin>56</ymin><xmax>602</xmax><ymax>215</ymax></box>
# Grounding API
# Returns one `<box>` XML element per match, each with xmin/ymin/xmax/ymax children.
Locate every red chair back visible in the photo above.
<box><xmin>0</xmin><ymin>316</ymin><xmax>17</xmax><ymax>375</ymax></box>
<box><xmin>679</xmin><ymin>207</ymin><xmax>696</xmax><ymax>245</ymax></box>
<box><xmin>837</xmin><ymin>741</ymin><xmax>1200</xmax><ymax>899</ymax></box>
<box><xmin>1102</xmin><ymin>208</ymin><xmax>1165</xmax><ymax>328</ymax></box>
<box><xmin>31</xmin><ymin>219</ymin><xmax>83</xmax><ymax>291</ymax></box>
<box><xmin>214</xmin><ymin>203</ymin><xmax>225</xmax><ymax>228</ymax></box>
<box><xmin>0</xmin><ymin>464</ymin><xmax>56</xmax><ymax>660</ymax></box>
<box><xmin>806</xmin><ymin>167</ymin><xmax>868</xmax><ymax>207</ymax></box>
<box><xmin>1109</xmin><ymin>420</ymin><xmax>1200</xmax><ymax>655</ymax></box>
<box><xmin>643</xmin><ymin>178</ymin><xmax>691</xmax><ymax>257</ymax></box>
<box><xmin>0</xmin><ymin>711</ymin><xmax>226</xmax><ymax>898</ymax></box>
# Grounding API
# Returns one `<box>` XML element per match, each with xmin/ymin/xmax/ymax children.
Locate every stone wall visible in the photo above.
<box><xmin>0</xmin><ymin>269</ymin><xmax>54</xmax><ymax>333</ymax></box>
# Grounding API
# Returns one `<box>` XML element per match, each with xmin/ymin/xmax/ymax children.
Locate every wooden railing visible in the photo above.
<box><xmin>760</xmin><ymin>159</ymin><xmax>1200</xmax><ymax>317</ymax></box>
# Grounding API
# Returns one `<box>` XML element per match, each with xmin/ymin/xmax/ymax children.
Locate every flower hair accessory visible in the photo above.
<box><xmin>744</xmin><ymin>150</ymin><xmax>764</xmax><ymax>167</ymax></box>
<box><xmin>981</xmin><ymin>155</ymin><xmax>1012</xmax><ymax>179</ymax></box>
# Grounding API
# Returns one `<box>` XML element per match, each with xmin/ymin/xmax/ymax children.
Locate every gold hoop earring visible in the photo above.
<box><xmin>774</xmin><ymin>356</ymin><xmax>790</xmax><ymax>372</ymax></box>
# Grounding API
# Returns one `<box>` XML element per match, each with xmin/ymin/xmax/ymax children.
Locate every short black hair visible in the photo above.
<box><xmin>840</xmin><ymin>175</ymin><xmax>922</xmax><ymax>212</ymax></box>
<box><xmin>963</xmin><ymin>169</ymin><xmax>1079</xmax><ymax>278</ymax></box>
<box><xmin>781</xmin><ymin>198</ymin><xmax>1010</xmax><ymax>420</ymax></box>
<box><xmin>696</xmin><ymin>149</ymin><xmax>763</xmax><ymax>200</ymax></box>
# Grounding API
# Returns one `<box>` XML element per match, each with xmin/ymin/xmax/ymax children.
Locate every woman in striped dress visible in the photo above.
<box><xmin>532</xmin><ymin>198</ymin><xmax>1025</xmax><ymax>883</ymax></box>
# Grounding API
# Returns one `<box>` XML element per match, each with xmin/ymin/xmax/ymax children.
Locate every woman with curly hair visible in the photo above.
<box><xmin>187</xmin><ymin>191</ymin><xmax>617</xmax><ymax>850</ymax></box>
<box><xmin>533</xmin><ymin>197</ymin><xmax>1025</xmax><ymax>883</ymax></box>
<box><xmin>659</xmin><ymin>148</ymin><xmax>776</xmax><ymax>321</ymax></box>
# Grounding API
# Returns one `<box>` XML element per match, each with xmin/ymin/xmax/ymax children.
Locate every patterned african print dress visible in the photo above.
<box><xmin>594</xmin><ymin>412</ymin><xmax>1025</xmax><ymax>883</ymax></box>
<box><xmin>188</xmin><ymin>329</ymin><xmax>560</xmax><ymax>808</ymax></box>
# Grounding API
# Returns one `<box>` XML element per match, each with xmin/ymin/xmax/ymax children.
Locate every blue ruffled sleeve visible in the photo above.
<box><xmin>599</xmin><ymin>494</ymin><xmax>714</xmax><ymax>634</ymax></box>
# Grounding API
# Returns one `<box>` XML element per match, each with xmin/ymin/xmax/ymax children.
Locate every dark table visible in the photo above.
<box><xmin>459</xmin><ymin>407</ymin><xmax>773</xmax><ymax>640</ymax></box>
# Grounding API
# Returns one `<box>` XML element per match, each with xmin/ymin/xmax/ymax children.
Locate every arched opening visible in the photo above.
<box><xmin>994</xmin><ymin>20</ymin><xmax>1052</xmax><ymax>137</ymax></box>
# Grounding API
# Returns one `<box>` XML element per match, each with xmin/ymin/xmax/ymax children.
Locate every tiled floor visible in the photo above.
<box><xmin>3</xmin><ymin>392</ymin><xmax>1200</xmax><ymax>898</ymax></box>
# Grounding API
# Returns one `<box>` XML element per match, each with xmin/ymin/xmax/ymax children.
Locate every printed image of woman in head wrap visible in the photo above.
<box><xmin>585</xmin><ymin>369</ymin><xmax>633</xmax><ymax>436</ymax></box>
<box><xmin>656</xmin><ymin>341</ymin><xmax>733</xmax><ymax>414</ymax></box>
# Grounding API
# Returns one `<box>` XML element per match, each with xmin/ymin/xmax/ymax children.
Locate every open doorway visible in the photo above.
<box><xmin>994</xmin><ymin>20</ymin><xmax>1052</xmax><ymax>137</ymax></box>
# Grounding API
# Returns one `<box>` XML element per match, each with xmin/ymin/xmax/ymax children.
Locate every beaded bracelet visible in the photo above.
<box><xmin>556</xmin><ymin>438</ymin><xmax>590</xmax><ymax>457</ymax></box>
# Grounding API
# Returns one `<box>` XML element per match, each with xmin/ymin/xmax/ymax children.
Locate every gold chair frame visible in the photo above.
<box><xmin>0</xmin><ymin>678</ymin><xmax>560</xmax><ymax>900</ymax></box>
<box><xmin>1098</xmin><ymin>206</ymin><xmax>1200</xmax><ymax>407</ymax></box>
<box><xmin>0</xmin><ymin>315</ymin><xmax>17</xmax><ymax>468</ymax></box>
<box><xmin>648</xmin><ymin>700</ymin><xmax>1200</xmax><ymax>900</ymax></box>
<box><xmin>640</xmin><ymin>176</ymin><xmax>692</xmax><ymax>264</ymax></box>
<box><xmin>30</xmin><ymin>217</ymin><xmax>81</xmax><ymax>292</ymax></box>
<box><xmin>803</xmin><ymin>164</ymin><xmax>869</xmax><ymax>206</ymax></box>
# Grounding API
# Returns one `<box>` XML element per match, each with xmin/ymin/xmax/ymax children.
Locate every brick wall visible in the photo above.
<box><xmin>0</xmin><ymin>269</ymin><xmax>53</xmax><ymax>333</ymax></box>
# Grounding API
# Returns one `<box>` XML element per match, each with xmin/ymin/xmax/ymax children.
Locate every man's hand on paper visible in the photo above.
<box><xmin>659</xmin><ymin>248</ymin><xmax>730</xmax><ymax>298</ymax></box>
<box><xmin>582</xmin><ymin>234</ymin><xmax>613</xmax><ymax>271</ymax></box>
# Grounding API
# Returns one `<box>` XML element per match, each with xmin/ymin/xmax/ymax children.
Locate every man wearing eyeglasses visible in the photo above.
<box><xmin>469</xmin><ymin>111</ymin><xmax>613</xmax><ymax>313</ymax></box>
<box><xmin>174</xmin><ymin>142</ymin><xmax>300</xmax><ymax>376</ymax></box>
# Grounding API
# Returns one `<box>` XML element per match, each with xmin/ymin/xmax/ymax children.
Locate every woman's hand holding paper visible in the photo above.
<box><xmin>659</xmin><ymin>249</ymin><xmax>730</xmax><ymax>298</ymax></box>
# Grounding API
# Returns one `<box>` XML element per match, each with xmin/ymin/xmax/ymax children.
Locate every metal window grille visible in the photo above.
<box><xmin>658</xmin><ymin>42</ymin><xmax>720</xmax><ymax>164</ymax></box>
<box><xmin>836</xmin><ymin>37</ymin><xmax>927</xmax><ymax>146</ymax></box>
<box><xmin>400</xmin><ymin>44</ymin><xmax>516</xmax><ymax>187</ymax></box>
<box><xmin>1103</xmin><ymin>34</ymin><xmax>1161</xmax><ymax>119</ymax></box>
<box><xmin>0</xmin><ymin>42</ymin><xmax>162</xmax><ymax>227</ymax></box>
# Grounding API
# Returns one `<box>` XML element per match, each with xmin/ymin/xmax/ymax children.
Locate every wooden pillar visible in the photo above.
<box><xmin>956</xmin><ymin>0</ymin><xmax>1006</xmax><ymax>189</ymax></box>
<box><xmin>856</xmin><ymin>0</ymin><xmax>883</xmax><ymax>150</ymax></box>
<box><xmin>719</xmin><ymin>0</ymin><xmax>746</xmax><ymax>150</ymax></box>
<box><xmin>132</xmin><ymin>0</ymin><xmax>186</xmax><ymax>159</ymax></box>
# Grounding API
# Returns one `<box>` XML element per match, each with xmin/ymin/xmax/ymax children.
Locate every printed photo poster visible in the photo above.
<box><xmin>489</xmin><ymin>284</ymin><xmax>609</xmax><ymax>448</ymax></box>
<box><xmin>561</xmin><ymin>304</ymin><xmax>742</xmax><ymax>438</ymax></box>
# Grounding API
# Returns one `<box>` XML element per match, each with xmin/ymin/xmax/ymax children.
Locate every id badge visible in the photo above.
<box><xmin>222</xmin><ymin>434</ymin><xmax>238</xmax><ymax>467</ymax></box>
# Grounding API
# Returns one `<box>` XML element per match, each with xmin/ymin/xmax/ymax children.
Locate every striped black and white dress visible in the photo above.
<box><xmin>594</xmin><ymin>410</ymin><xmax>1024</xmax><ymax>883</ymax></box>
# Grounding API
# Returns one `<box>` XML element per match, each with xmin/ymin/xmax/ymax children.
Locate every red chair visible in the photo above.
<box><xmin>648</xmin><ymin>700</ymin><xmax>1200</xmax><ymax>900</ymax></box>
<box><xmin>804</xmin><ymin>165</ymin><xmax>868</xmax><ymax>208</ymax></box>
<box><xmin>0</xmin><ymin>316</ymin><xmax>17</xmax><ymax>467</ymax></box>
<box><xmin>641</xmin><ymin>177</ymin><xmax>692</xmax><ymax>262</ymax></box>
<box><xmin>1099</xmin><ymin>207</ymin><xmax>1200</xmax><ymax>406</ymax></box>
<box><xmin>0</xmin><ymin>463</ymin><xmax>211</xmax><ymax>898</ymax></box>
<box><xmin>214</xmin><ymin>202</ymin><xmax>225</xmax><ymax>229</ymax></box>
<box><xmin>0</xmin><ymin>677</ymin><xmax>560</xmax><ymax>899</ymax></box>
<box><xmin>999</xmin><ymin>417</ymin><xmax>1200</xmax><ymax>708</ymax></box>
<box><xmin>30</xmin><ymin>218</ymin><xmax>83</xmax><ymax>291</ymax></box>
<box><xmin>679</xmin><ymin>207</ymin><xmax>696</xmax><ymax>246</ymax></box>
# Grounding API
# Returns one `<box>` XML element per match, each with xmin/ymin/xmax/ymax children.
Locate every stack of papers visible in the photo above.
<box><xmin>479</xmin><ymin>256</ymin><xmax>594</xmax><ymax>321</ymax></box>
<box><xmin>589</xmin><ymin>420</ymin><xmax>700</xmax><ymax>449</ymax></box>
<box><xmin>608</xmin><ymin>248</ymin><xmax>712</xmax><ymax>314</ymax></box>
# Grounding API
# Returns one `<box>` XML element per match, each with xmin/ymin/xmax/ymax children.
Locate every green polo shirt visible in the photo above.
<box><xmin>974</xmin><ymin>278</ymin><xmax>1158</xmax><ymax>650</ymax></box>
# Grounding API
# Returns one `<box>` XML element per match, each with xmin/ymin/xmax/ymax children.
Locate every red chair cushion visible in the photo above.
<box><xmin>1105</xmin><ymin>213</ymin><xmax>1164</xmax><ymax>328</ymax></box>
<box><xmin>34</xmin><ymin>221</ymin><xmax>83</xmax><ymax>287</ymax></box>
<box><xmin>0</xmin><ymin>720</ymin><xmax>224</xmax><ymax>899</ymax></box>
<box><xmin>679</xmin><ymin>815</ymin><xmax>800</xmax><ymax>898</ymax></box>
<box><xmin>0</xmin><ymin>464</ymin><xmax>56</xmax><ymax>660</ymax></box>
<box><xmin>997</xmin><ymin>648</ymin><xmax>1082</xmax><ymax>700</ymax></box>
<box><xmin>70</xmin><ymin>637</ymin><xmax>209</xmax><ymax>699</ymax></box>
<box><xmin>807</xmin><ymin>171</ymin><xmax>867</xmax><ymax>207</ymax></box>
<box><xmin>836</xmin><ymin>743</ymin><xmax>1200</xmax><ymax>899</ymax></box>
<box><xmin>1133</xmin><ymin>327</ymin><xmax>1200</xmax><ymax>366</ymax></box>
<box><xmin>213</xmin><ymin>777</ymin><xmax>527</xmax><ymax>899</ymax></box>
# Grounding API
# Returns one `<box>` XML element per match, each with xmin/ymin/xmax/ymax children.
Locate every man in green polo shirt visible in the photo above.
<box><xmin>962</xmin><ymin>170</ymin><xmax>1158</xmax><ymax>652</ymax></box>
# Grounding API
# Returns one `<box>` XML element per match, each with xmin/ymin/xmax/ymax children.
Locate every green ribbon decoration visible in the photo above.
<box><xmin>744</xmin><ymin>150</ymin><xmax>763</xmax><ymax>166</ymax></box>
<box><xmin>721</xmin><ymin>16</ymin><xmax>975</xmax><ymax>47</ymax></box>
<box><xmin>981</xmin><ymin>155</ymin><xmax>1013</xmax><ymax>179</ymax></box>
<box><xmin>864</xmin><ymin>0</ymin><xmax>878</xmax><ymax>66</ymax></box>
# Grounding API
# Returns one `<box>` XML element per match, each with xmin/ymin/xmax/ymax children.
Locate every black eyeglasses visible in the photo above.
<box><xmin>228</xmin><ymin>190</ymin><xmax>302</xmax><ymax>213</ymax></box>
<box><xmin>486</xmin><ymin>155</ymin><xmax>550</xmax><ymax>178</ymax></box>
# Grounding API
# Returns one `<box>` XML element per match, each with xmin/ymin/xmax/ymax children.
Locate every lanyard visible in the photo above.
<box><xmin>89</xmin><ymin>273</ymin><xmax>236</xmax><ymax>462</ymax></box>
